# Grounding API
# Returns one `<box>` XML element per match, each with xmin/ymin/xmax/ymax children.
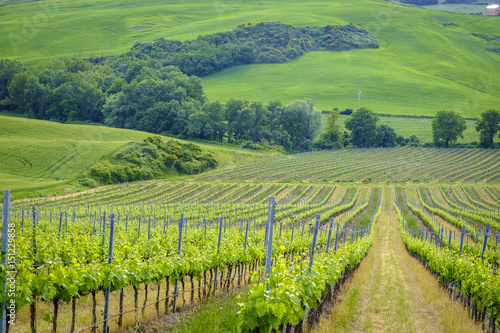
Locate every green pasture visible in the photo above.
<box><xmin>0</xmin><ymin>115</ymin><xmax>269</xmax><ymax>196</ymax></box>
<box><xmin>200</xmin><ymin>0</ymin><xmax>500</xmax><ymax>118</ymax></box>
<box><xmin>0</xmin><ymin>0</ymin><xmax>499</xmax><ymax>118</ymax></box>
<box><xmin>203</xmin><ymin>50</ymin><xmax>500</xmax><ymax>118</ymax></box>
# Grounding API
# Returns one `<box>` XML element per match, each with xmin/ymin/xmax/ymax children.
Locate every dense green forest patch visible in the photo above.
<box><xmin>89</xmin><ymin>22</ymin><xmax>379</xmax><ymax>77</ymax></box>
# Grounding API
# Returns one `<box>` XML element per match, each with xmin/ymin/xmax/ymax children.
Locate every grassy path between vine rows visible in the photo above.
<box><xmin>313</xmin><ymin>187</ymin><xmax>481</xmax><ymax>333</ymax></box>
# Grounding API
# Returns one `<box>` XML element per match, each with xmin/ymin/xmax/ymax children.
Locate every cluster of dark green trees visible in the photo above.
<box><xmin>328</xmin><ymin>108</ymin><xmax>500</xmax><ymax>149</ymax></box>
<box><xmin>428</xmin><ymin>109</ymin><xmax>499</xmax><ymax>148</ymax></box>
<box><xmin>0</xmin><ymin>58</ymin><xmax>111</xmax><ymax>123</ymax></box>
<box><xmin>0</xmin><ymin>57</ymin><xmax>324</xmax><ymax>151</ymax></box>
<box><xmin>188</xmin><ymin>98</ymin><xmax>323</xmax><ymax>151</ymax></box>
<box><xmin>89</xmin><ymin>22</ymin><xmax>379</xmax><ymax>77</ymax></box>
<box><xmin>317</xmin><ymin>107</ymin><xmax>420</xmax><ymax>149</ymax></box>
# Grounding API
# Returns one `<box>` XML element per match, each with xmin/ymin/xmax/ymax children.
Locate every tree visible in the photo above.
<box><xmin>315</xmin><ymin>110</ymin><xmax>343</xmax><ymax>149</ymax></box>
<box><xmin>187</xmin><ymin>111</ymin><xmax>214</xmax><ymax>140</ymax></box>
<box><xmin>0</xmin><ymin>59</ymin><xmax>24</xmax><ymax>103</ymax></box>
<box><xmin>376</xmin><ymin>124</ymin><xmax>398</xmax><ymax>147</ymax></box>
<box><xmin>432</xmin><ymin>110</ymin><xmax>466</xmax><ymax>148</ymax></box>
<box><xmin>345</xmin><ymin>107</ymin><xmax>379</xmax><ymax>147</ymax></box>
<box><xmin>225</xmin><ymin>99</ymin><xmax>248</xmax><ymax>142</ymax></box>
<box><xmin>201</xmin><ymin>101</ymin><xmax>226</xmax><ymax>142</ymax></box>
<box><xmin>323</xmin><ymin>110</ymin><xmax>343</xmax><ymax>143</ymax></box>
<box><xmin>476</xmin><ymin>109</ymin><xmax>500</xmax><ymax>148</ymax></box>
<box><xmin>264</xmin><ymin>100</ymin><xmax>291</xmax><ymax>149</ymax></box>
<box><xmin>103</xmin><ymin>67</ymin><xmax>205</xmax><ymax>132</ymax></box>
<box><xmin>266</xmin><ymin>100</ymin><xmax>284</xmax><ymax>133</ymax></box>
<box><xmin>225</xmin><ymin>100</ymin><xmax>269</xmax><ymax>143</ymax></box>
<box><xmin>6</xmin><ymin>71</ymin><xmax>30</xmax><ymax>113</ymax></box>
<box><xmin>70</xmin><ymin>73</ymin><xmax>106</xmax><ymax>122</ymax></box>
<box><xmin>170</xmin><ymin>99</ymin><xmax>202</xmax><ymax>137</ymax></box>
<box><xmin>248</xmin><ymin>101</ymin><xmax>269</xmax><ymax>142</ymax></box>
<box><xmin>281</xmin><ymin>98</ymin><xmax>322</xmax><ymax>149</ymax></box>
<box><xmin>23</xmin><ymin>76</ymin><xmax>49</xmax><ymax>119</ymax></box>
<box><xmin>234</xmin><ymin>105</ymin><xmax>255</xmax><ymax>141</ymax></box>
<box><xmin>408</xmin><ymin>134</ymin><xmax>420</xmax><ymax>147</ymax></box>
<box><xmin>136</xmin><ymin>101</ymin><xmax>181</xmax><ymax>133</ymax></box>
<box><xmin>395</xmin><ymin>135</ymin><xmax>407</xmax><ymax>147</ymax></box>
<box><xmin>47</xmin><ymin>83</ymin><xmax>77</xmax><ymax>121</ymax></box>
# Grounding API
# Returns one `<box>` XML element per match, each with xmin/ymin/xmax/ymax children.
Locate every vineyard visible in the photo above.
<box><xmin>200</xmin><ymin>148</ymin><xmax>500</xmax><ymax>183</ymax></box>
<box><xmin>1</xmin><ymin>148</ymin><xmax>500</xmax><ymax>332</ymax></box>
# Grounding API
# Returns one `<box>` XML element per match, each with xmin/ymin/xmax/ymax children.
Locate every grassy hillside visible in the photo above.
<box><xmin>201</xmin><ymin>1</ymin><xmax>500</xmax><ymax>117</ymax></box>
<box><xmin>0</xmin><ymin>115</ymin><xmax>271</xmax><ymax>197</ymax></box>
<box><xmin>203</xmin><ymin>49</ymin><xmax>500</xmax><ymax>117</ymax></box>
<box><xmin>1</xmin><ymin>0</ymin><xmax>498</xmax><ymax>118</ymax></box>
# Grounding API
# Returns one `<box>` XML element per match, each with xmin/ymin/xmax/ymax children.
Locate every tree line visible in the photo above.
<box><xmin>1</xmin><ymin>55</ymin><xmax>499</xmax><ymax>151</ymax></box>
<box><xmin>0</xmin><ymin>57</ymin><xmax>325</xmax><ymax>152</ymax></box>
<box><xmin>332</xmin><ymin>108</ymin><xmax>500</xmax><ymax>149</ymax></box>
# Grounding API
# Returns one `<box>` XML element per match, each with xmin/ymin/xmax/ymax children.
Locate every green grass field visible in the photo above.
<box><xmin>200</xmin><ymin>1</ymin><xmax>500</xmax><ymax>117</ymax></box>
<box><xmin>0</xmin><ymin>115</ymin><xmax>271</xmax><ymax>197</ymax></box>
<box><xmin>0</xmin><ymin>0</ymin><xmax>499</xmax><ymax>119</ymax></box>
<box><xmin>203</xmin><ymin>49</ymin><xmax>500</xmax><ymax>117</ymax></box>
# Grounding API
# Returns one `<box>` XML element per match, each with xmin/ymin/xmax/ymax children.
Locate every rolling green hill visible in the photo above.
<box><xmin>0</xmin><ymin>0</ymin><xmax>499</xmax><ymax>119</ymax></box>
<box><xmin>200</xmin><ymin>2</ymin><xmax>500</xmax><ymax>117</ymax></box>
<box><xmin>203</xmin><ymin>49</ymin><xmax>500</xmax><ymax>117</ymax></box>
<box><xmin>0</xmin><ymin>115</ymin><xmax>270</xmax><ymax>197</ymax></box>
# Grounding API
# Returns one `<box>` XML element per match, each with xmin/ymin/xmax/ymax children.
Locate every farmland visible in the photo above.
<box><xmin>1</xmin><ymin>148</ymin><xmax>500</xmax><ymax>332</ymax></box>
<box><xmin>1</xmin><ymin>0</ymin><xmax>500</xmax><ymax>331</ymax></box>
<box><xmin>201</xmin><ymin>148</ymin><xmax>500</xmax><ymax>183</ymax></box>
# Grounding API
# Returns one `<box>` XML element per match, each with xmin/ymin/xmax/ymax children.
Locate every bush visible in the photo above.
<box><xmin>340</xmin><ymin>108</ymin><xmax>353</xmax><ymax>115</ymax></box>
<box><xmin>240</xmin><ymin>139</ymin><xmax>286</xmax><ymax>153</ymax></box>
<box><xmin>85</xmin><ymin>136</ymin><xmax>219</xmax><ymax>184</ymax></box>
<box><xmin>78</xmin><ymin>178</ymin><xmax>98</xmax><ymax>188</ymax></box>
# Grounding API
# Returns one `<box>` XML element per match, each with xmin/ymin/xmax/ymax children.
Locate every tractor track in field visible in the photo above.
<box><xmin>313</xmin><ymin>188</ymin><xmax>481</xmax><ymax>333</ymax></box>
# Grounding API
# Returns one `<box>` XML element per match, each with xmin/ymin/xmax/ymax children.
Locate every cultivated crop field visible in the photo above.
<box><xmin>1</xmin><ymin>149</ymin><xmax>499</xmax><ymax>332</ymax></box>
<box><xmin>202</xmin><ymin>148</ymin><xmax>500</xmax><ymax>183</ymax></box>
<box><xmin>1</xmin><ymin>0</ymin><xmax>500</xmax><ymax>332</ymax></box>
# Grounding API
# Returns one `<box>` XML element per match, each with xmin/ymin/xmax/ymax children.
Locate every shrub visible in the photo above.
<box><xmin>85</xmin><ymin>136</ymin><xmax>218</xmax><ymax>184</ymax></box>
<box><xmin>78</xmin><ymin>178</ymin><xmax>98</xmax><ymax>188</ymax></box>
